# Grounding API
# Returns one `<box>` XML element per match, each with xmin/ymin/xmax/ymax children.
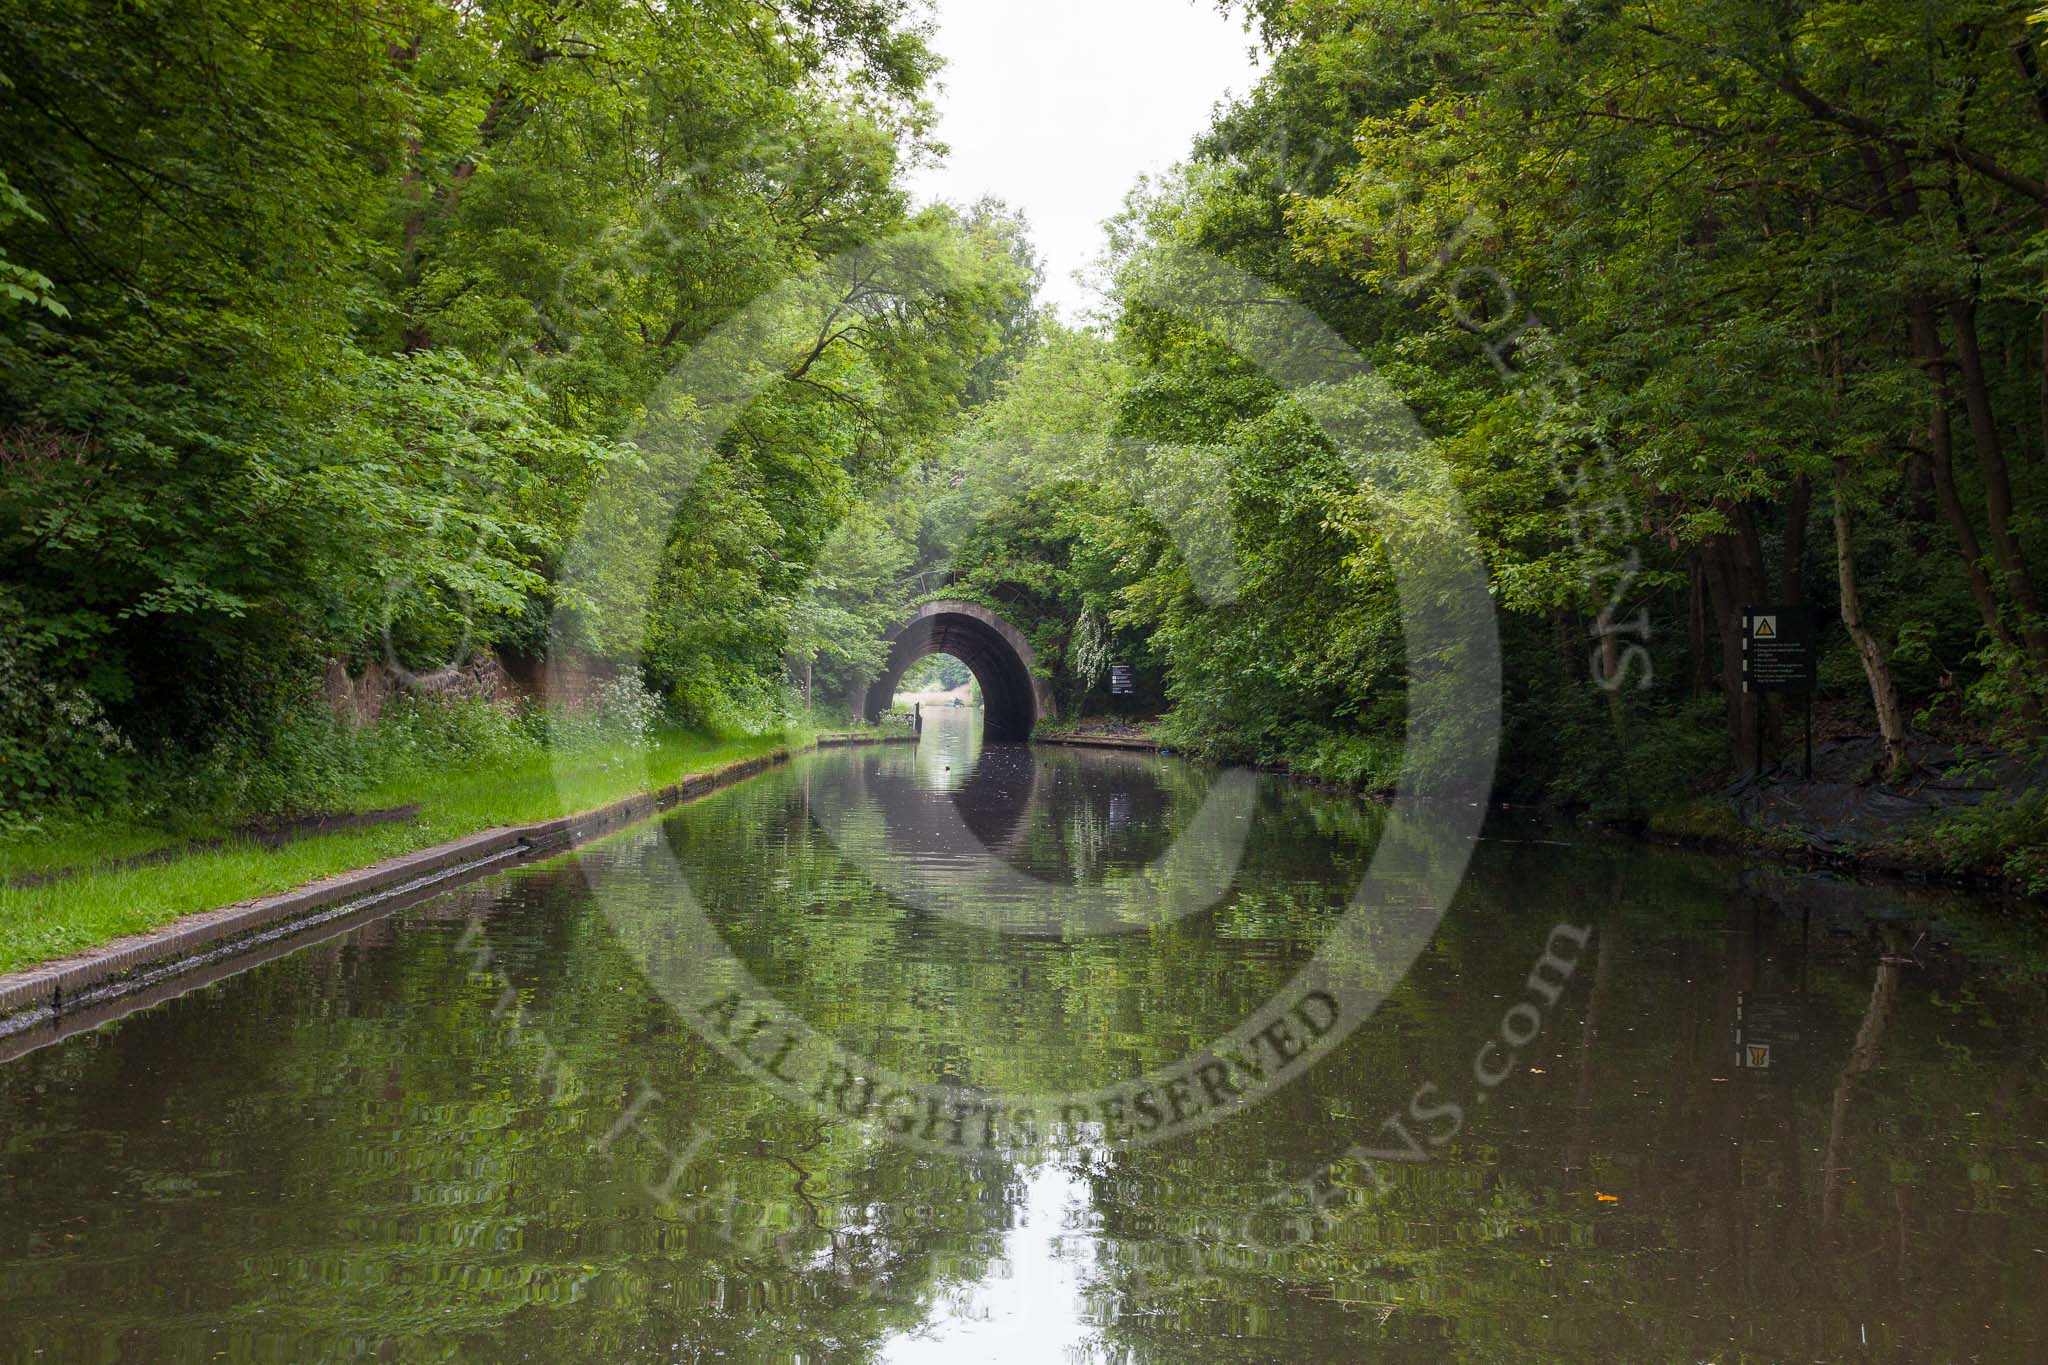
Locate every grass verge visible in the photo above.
<box><xmin>0</xmin><ymin>728</ymin><xmax>798</xmax><ymax>975</ymax></box>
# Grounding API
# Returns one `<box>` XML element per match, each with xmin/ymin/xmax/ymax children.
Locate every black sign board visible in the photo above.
<box><xmin>1108</xmin><ymin>663</ymin><xmax>1136</xmax><ymax>697</ymax></box>
<box><xmin>1742</xmin><ymin>604</ymin><xmax>1816</xmax><ymax>694</ymax></box>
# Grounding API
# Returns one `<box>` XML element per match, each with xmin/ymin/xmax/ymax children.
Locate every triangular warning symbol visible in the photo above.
<box><xmin>1755</xmin><ymin>618</ymin><xmax>1775</xmax><ymax>638</ymax></box>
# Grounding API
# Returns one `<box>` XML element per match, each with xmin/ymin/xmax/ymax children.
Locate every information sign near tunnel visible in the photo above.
<box><xmin>856</xmin><ymin>600</ymin><xmax>1056</xmax><ymax>742</ymax></box>
<box><xmin>1741</xmin><ymin>605</ymin><xmax>1816</xmax><ymax>694</ymax></box>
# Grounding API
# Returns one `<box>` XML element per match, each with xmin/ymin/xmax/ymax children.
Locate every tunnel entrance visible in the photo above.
<box><xmin>857</xmin><ymin>600</ymin><xmax>1053</xmax><ymax>742</ymax></box>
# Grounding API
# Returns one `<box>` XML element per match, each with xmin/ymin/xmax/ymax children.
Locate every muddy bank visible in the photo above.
<box><xmin>1639</xmin><ymin>733</ymin><xmax>2043</xmax><ymax>894</ymax></box>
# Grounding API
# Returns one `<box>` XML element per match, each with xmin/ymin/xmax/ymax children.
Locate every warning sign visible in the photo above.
<box><xmin>1742</xmin><ymin>604</ymin><xmax>1815</xmax><ymax>694</ymax></box>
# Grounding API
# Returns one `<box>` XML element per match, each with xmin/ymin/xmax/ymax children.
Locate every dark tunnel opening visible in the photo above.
<box><xmin>857</xmin><ymin>600</ymin><xmax>1052</xmax><ymax>742</ymax></box>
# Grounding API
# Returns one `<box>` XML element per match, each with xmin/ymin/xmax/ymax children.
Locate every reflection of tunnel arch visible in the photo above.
<box><xmin>839</xmin><ymin>744</ymin><xmax>1039</xmax><ymax>863</ymax></box>
<box><xmin>856</xmin><ymin>599</ymin><xmax>1054</xmax><ymax>741</ymax></box>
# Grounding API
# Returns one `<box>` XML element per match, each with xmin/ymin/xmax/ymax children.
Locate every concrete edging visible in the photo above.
<box><xmin>0</xmin><ymin>732</ymin><xmax>913</xmax><ymax>1031</ymax></box>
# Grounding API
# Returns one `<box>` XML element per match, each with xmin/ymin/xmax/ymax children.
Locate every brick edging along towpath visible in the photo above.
<box><xmin>0</xmin><ymin>734</ymin><xmax>911</xmax><ymax>1031</ymax></box>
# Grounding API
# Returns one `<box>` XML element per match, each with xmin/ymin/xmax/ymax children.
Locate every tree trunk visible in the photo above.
<box><xmin>1907</xmin><ymin>298</ymin><xmax>2012</xmax><ymax>646</ymax></box>
<box><xmin>1698</xmin><ymin>533</ymin><xmax>1759</xmax><ymax>772</ymax></box>
<box><xmin>1780</xmin><ymin>473</ymin><xmax>1811</xmax><ymax>603</ymax></box>
<box><xmin>1563</xmin><ymin>923</ymin><xmax>1615</xmax><ymax>1175</ymax></box>
<box><xmin>1822</xmin><ymin>957</ymin><xmax>1902</xmax><ymax>1233</ymax></box>
<box><xmin>1948</xmin><ymin>298</ymin><xmax>2048</xmax><ymax>670</ymax></box>
<box><xmin>1834</xmin><ymin>463</ymin><xmax>1909</xmax><ymax>777</ymax></box>
<box><xmin>1901</xmin><ymin>451</ymin><xmax>1936</xmax><ymax>551</ymax></box>
<box><xmin>1733</xmin><ymin>502</ymin><xmax>1770</xmax><ymax>603</ymax></box>
<box><xmin>1688</xmin><ymin>552</ymin><xmax>1712</xmax><ymax>697</ymax></box>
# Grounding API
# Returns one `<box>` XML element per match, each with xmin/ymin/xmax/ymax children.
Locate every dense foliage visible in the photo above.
<box><xmin>0</xmin><ymin>0</ymin><xmax>1031</xmax><ymax>820</ymax></box>
<box><xmin>924</xmin><ymin>0</ymin><xmax>2048</xmax><ymax>869</ymax></box>
<box><xmin>4</xmin><ymin>0</ymin><xmax>2045</xmax><ymax>882</ymax></box>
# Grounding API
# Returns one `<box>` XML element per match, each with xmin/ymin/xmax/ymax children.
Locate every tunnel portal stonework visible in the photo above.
<box><xmin>857</xmin><ymin>600</ymin><xmax>1055</xmax><ymax>742</ymax></box>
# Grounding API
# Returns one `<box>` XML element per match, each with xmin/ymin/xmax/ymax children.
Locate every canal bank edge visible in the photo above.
<box><xmin>0</xmin><ymin>733</ymin><xmax>913</xmax><ymax>1032</ymax></box>
<box><xmin>1030</xmin><ymin>733</ymin><xmax>2036</xmax><ymax>897</ymax></box>
<box><xmin>1030</xmin><ymin>734</ymin><xmax>1164</xmax><ymax>753</ymax></box>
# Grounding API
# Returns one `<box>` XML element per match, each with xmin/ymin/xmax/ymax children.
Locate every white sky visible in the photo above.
<box><xmin>905</xmin><ymin>0</ymin><xmax>1266</xmax><ymax>321</ymax></box>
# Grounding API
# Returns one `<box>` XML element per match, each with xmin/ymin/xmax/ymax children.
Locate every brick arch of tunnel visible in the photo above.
<box><xmin>856</xmin><ymin>600</ymin><xmax>1055</xmax><ymax>742</ymax></box>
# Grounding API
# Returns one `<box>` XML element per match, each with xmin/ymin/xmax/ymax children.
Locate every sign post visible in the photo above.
<box><xmin>1741</xmin><ymin>605</ymin><xmax>1817</xmax><ymax>779</ymax></box>
<box><xmin>1108</xmin><ymin>662</ymin><xmax>1135</xmax><ymax>711</ymax></box>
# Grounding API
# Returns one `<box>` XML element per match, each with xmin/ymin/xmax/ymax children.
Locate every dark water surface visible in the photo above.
<box><xmin>2</xmin><ymin>711</ymin><xmax>2044</xmax><ymax>1361</ymax></box>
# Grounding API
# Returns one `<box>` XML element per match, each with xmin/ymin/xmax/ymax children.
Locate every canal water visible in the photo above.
<box><xmin>1</xmin><ymin>710</ymin><xmax>2043</xmax><ymax>1360</ymax></box>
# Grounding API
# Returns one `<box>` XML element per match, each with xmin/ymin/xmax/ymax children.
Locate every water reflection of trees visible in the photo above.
<box><xmin>0</xmin><ymin>864</ymin><xmax>1023</xmax><ymax>1357</ymax></box>
<box><xmin>1062</xmin><ymin>848</ymin><xmax>2048</xmax><ymax>1360</ymax></box>
<box><xmin>668</xmin><ymin>755</ymin><xmax>1392</xmax><ymax>1099</ymax></box>
<box><xmin>2</xmin><ymin>761</ymin><xmax>2043</xmax><ymax>1358</ymax></box>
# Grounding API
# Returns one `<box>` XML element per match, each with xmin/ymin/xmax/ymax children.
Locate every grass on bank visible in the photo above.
<box><xmin>0</xmin><ymin>727</ymin><xmax>799</xmax><ymax>976</ymax></box>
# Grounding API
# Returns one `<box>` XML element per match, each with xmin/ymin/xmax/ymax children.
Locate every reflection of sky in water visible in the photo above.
<box><xmin>911</xmin><ymin>705</ymin><xmax>983</xmax><ymax>793</ymax></box>
<box><xmin>880</xmin><ymin>1163</ymin><xmax>1096</xmax><ymax>1363</ymax></box>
